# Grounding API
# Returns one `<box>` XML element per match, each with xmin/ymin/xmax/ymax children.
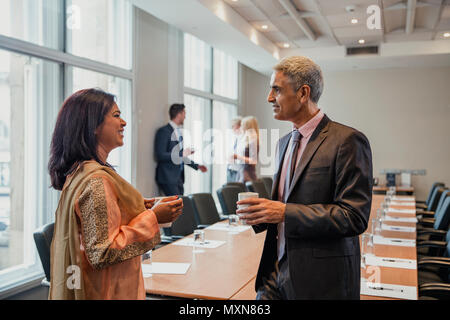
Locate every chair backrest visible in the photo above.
<box><xmin>245</xmin><ymin>180</ymin><xmax>270</xmax><ymax>199</ymax></box>
<box><xmin>223</xmin><ymin>182</ymin><xmax>247</xmax><ymax>193</ymax></box>
<box><xmin>189</xmin><ymin>193</ymin><xmax>221</xmax><ymax>225</ymax></box>
<box><xmin>434</xmin><ymin>196</ymin><xmax>450</xmax><ymax>231</ymax></box>
<box><xmin>33</xmin><ymin>222</ymin><xmax>54</xmax><ymax>282</ymax></box>
<box><xmin>217</xmin><ymin>186</ymin><xmax>241</xmax><ymax>216</ymax></box>
<box><xmin>168</xmin><ymin>196</ymin><xmax>197</xmax><ymax>237</ymax></box>
<box><xmin>426</xmin><ymin>182</ymin><xmax>445</xmax><ymax>205</ymax></box>
<box><xmin>260</xmin><ymin>177</ymin><xmax>273</xmax><ymax>197</ymax></box>
<box><xmin>428</xmin><ymin>187</ymin><xmax>448</xmax><ymax>211</ymax></box>
<box><xmin>435</xmin><ymin>190</ymin><xmax>450</xmax><ymax>214</ymax></box>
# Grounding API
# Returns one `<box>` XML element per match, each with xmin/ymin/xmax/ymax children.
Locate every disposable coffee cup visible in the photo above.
<box><xmin>237</xmin><ymin>192</ymin><xmax>259</xmax><ymax>224</ymax></box>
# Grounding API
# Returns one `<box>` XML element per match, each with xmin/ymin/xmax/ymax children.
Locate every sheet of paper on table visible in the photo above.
<box><xmin>360</xmin><ymin>278</ymin><xmax>417</xmax><ymax>300</ymax></box>
<box><xmin>392</xmin><ymin>196</ymin><xmax>415</xmax><ymax>202</ymax></box>
<box><xmin>373</xmin><ymin>235</ymin><xmax>416</xmax><ymax>247</ymax></box>
<box><xmin>172</xmin><ymin>238</ymin><xmax>226</xmax><ymax>249</ymax></box>
<box><xmin>387</xmin><ymin>208</ymin><xmax>416</xmax><ymax>214</ymax></box>
<box><xmin>142</xmin><ymin>262</ymin><xmax>190</xmax><ymax>277</ymax></box>
<box><xmin>364</xmin><ymin>255</ymin><xmax>417</xmax><ymax>269</ymax></box>
<box><xmin>206</xmin><ymin>224</ymin><xmax>252</xmax><ymax>233</ymax></box>
<box><xmin>382</xmin><ymin>215</ymin><xmax>417</xmax><ymax>223</ymax></box>
<box><xmin>382</xmin><ymin>224</ymin><xmax>416</xmax><ymax>232</ymax></box>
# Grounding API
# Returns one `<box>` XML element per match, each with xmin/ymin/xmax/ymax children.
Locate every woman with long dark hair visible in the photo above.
<box><xmin>48</xmin><ymin>88</ymin><xmax>182</xmax><ymax>299</ymax></box>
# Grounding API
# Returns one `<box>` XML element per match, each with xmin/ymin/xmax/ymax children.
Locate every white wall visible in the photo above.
<box><xmin>318</xmin><ymin>66</ymin><xmax>450</xmax><ymax>200</ymax></box>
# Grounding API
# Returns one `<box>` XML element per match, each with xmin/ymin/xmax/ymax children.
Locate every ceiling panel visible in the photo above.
<box><xmin>254</xmin><ymin>0</ymin><xmax>288</xmax><ymax>17</ymax></box>
<box><xmin>415</xmin><ymin>5</ymin><xmax>442</xmax><ymax>29</ymax></box>
<box><xmin>294</xmin><ymin>35</ymin><xmax>338</xmax><ymax>48</ymax></box>
<box><xmin>316</xmin><ymin>0</ymin><xmax>376</xmax><ymax>16</ymax></box>
<box><xmin>384</xmin><ymin>7</ymin><xmax>407</xmax><ymax>33</ymax></box>
<box><xmin>233</xmin><ymin>5</ymin><xmax>268</xmax><ymax>21</ymax></box>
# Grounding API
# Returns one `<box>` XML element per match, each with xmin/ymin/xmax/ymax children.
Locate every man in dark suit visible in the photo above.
<box><xmin>155</xmin><ymin>104</ymin><xmax>207</xmax><ymax>196</ymax></box>
<box><xmin>237</xmin><ymin>56</ymin><xmax>373</xmax><ymax>299</ymax></box>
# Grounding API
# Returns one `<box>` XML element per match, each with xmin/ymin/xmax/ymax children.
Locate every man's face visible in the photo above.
<box><xmin>232</xmin><ymin>124</ymin><xmax>241</xmax><ymax>134</ymax></box>
<box><xmin>267</xmin><ymin>71</ymin><xmax>301</xmax><ymax>122</ymax></box>
<box><xmin>178</xmin><ymin>109</ymin><xmax>186</xmax><ymax>126</ymax></box>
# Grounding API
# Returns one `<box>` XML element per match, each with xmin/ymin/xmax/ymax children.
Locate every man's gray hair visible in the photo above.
<box><xmin>273</xmin><ymin>56</ymin><xmax>324</xmax><ymax>103</ymax></box>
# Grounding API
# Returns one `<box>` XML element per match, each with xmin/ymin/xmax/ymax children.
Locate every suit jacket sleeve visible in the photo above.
<box><xmin>154</xmin><ymin>127</ymin><xmax>173</xmax><ymax>163</ymax></box>
<box><xmin>284</xmin><ymin>131</ymin><xmax>373</xmax><ymax>239</ymax></box>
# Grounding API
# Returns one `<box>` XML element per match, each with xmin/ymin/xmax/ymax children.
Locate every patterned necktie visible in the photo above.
<box><xmin>283</xmin><ymin>130</ymin><xmax>302</xmax><ymax>202</ymax></box>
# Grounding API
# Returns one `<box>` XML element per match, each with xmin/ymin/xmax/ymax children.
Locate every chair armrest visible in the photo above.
<box><xmin>419</xmin><ymin>283</ymin><xmax>450</xmax><ymax>300</ymax></box>
<box><xmin>416</xmin><ymin>240</ymin><xmax>447</xmax><ymax>249</ymax></box>
<box><xmin>417</xmin><ymin>218</ymin><xmax>436</xmax><ymax>228</ymax></box>
<box><xmin>419</xmin><ymin>257</ymin><xmax>450</xmax><ymax>263</ymax></box>
<box><xmin>416</xmin><ymin>210</ymin><xmax>434</xmax><ymax>217</ymax></box>
<box><xmin>417</xmin><ymin>229</ymin><xmax>447</xmax><ymax>242</ymax></box>
<box><xmin>415</xmin><ymin>200</ymin><xmax>426</xmax><ymax>204</ymax></box>
<box><xmin>418</xmin><ymin>258</ymin><xmax>450</xmax><ymax>269</ymax></box>
<box><xmin>415</xmin><ymin>203</ymin><xmax>427</xmax><ymax>209</ymax></box>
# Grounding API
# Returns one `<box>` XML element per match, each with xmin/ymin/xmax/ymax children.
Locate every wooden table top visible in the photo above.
<box><xmin>360</xmin><ymin>194</ymin><xmax>418</xmax><ymax>300</ymax></box>
<box><xmin>145</xmin><ymin>222</ymin><xmax>265</xmax><ymax>300</ymax></box>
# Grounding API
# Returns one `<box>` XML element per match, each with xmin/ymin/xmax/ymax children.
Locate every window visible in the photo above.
<box><xmin>183</xmin><ymin>34</ymin><xmax>239</xmax><ymax>208</ymax></box>
<box><xmin>66</xmin><ymin>0</ymin><xmax>132</xmax><ymax>69</ymax></box>
<box><xmin>0</xmin><ymin>0</ymin><xmax>63</xmax><ymax>50</ymax></box>
<box><xmin>0</xmin><ymin>0</ymin><xmax>133</xmax><ymax>295</ymax></box>
<box><xmin>0</xmin><ymin>50</ymin><xmax>62</xmax><ymax>290</ymax></box>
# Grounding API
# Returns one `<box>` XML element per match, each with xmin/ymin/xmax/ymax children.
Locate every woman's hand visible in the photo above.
<box><xmin>144</xmin><ymin>198</ymin><xmax>156</xmax><ymax>209</ymax></box>
<box><xmin>151</xmin><ymin>196</ymin><xmax>184</xmax><ymax>224</ymax></box>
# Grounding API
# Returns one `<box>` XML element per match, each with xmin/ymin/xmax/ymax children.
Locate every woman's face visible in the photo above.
<box><xmin>96</xmin><ymin>103</ymin><xmax>127</xmax><ymax>153</ymax></box>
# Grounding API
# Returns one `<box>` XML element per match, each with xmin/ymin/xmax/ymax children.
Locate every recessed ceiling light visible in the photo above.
<box><xmin>351</xmin><ymin>18</ymin><xmax>358</xmax><ymax>24</ymax></box>
<box><xmin>358</xmin><ymin>39</ymin><xmax>365</xmax><ymax>44</ymax></box>
<box><xmin>444</xmin><ymin>32</ymin><xmax>450</xmax><ymax>38</ymax></box>
<box><xmin>262</xmin><ymin>25</ymin><xmax>268</xmax><ymax>30</ymax></box>
<box><xmin>283</xmin><ymin>43</ymin><xmax>290</xmax><ymax>48</ymax></box>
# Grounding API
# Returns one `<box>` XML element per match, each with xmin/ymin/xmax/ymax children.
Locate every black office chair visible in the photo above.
<box><xmin>189</xmin><ymin>193</ymin><xmax>225</xmax><ymax>227</ymax></box>
<box><xmin>260</xmin><ymin>177</ymin><xmax>273</xmax><ymax>197</ymax></box>
<box><xmin>33</xmin><ymin>222</ymin><xmax>54</xmax><ymax>286</ymax></box>
<box><xmin>417</xmin><ymin>196</ymin><xmax>450</xmax><ymax>257</ymax></box>
<box><xmin>245</xmin><ymin>179</ymin><xmax>270</xmax><ymax>199</ymax></box>
<box><xmin>417</xmin><ymin>230</ymin><xmax>450</xmax><ymax>299</ymax></box>
<box><xmin>417</xmin><ymin>190</ymin><xmax>450</xmax><ymax>222</ymax></box>
<box><xmin>416</xmin><ymin>182</ymin><xmax>445</xmax><ymax>209</ymax></box>
<box><xmin>161</xmin><ymin>196</ymin><xmax>198</xmax><ymax>244</ymax></box>
<box><xmin>223</xmin><ymin>182</ymin><xmax>247</xmax><ymax>193</ymax></box>
<box><xmin>217</xmin><ymin>186</ymin><xmax>241</xmax><ymax>216</ymax></box>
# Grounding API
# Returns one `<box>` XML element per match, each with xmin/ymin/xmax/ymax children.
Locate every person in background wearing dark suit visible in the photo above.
<box><xmin>237</xmin><ymin>56</ymin><xmax>373</xmax><ymax>299</ymax></box>
<box><xmin>155</xmin><ymin>104</ymin><xmax>207</xmax><ymax>196</ymax></box>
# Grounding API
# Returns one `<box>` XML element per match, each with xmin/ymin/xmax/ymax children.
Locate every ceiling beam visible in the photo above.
<box><xmin>385</xmin><ymin>0</ymin><xmax>439</xmax><ymax>11</ymax></box>
<box><xmin>277</xmin><ymin>0</ymin><xmax>316</xmax><ymax>41</ymax></box>
<box><xmin>406</xmin><ymin>0</ymin><xmax>417</xmax><ymax>34</ymax></box>
<box><xmin>378</xmin><ymin>0</ymin><xmax>386</xmax><ymax>43</ymax></box>
<box><xmin>278</xmin><ymin>11</ymin><xmax>317</xmax><ymax>19</ymax></box>
<box><xmin>310</xmin><ymin>0</ymin><xmax>340</xmax><ymax>46</ymax></box>
<box><xmin>432</xmin><ymin>0</ymin><xmax>447</xmax><ymax>40</ymax></box>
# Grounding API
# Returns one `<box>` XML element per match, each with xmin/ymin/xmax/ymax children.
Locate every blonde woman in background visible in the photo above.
<box><xmin>232</xmin><ymin>116</ymin><xmax>260</xmax><ymax>182</ymax></box>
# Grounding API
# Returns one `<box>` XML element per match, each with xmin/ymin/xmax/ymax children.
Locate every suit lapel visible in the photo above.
<box><xmin>286</xmin><ymin>115</ymin><xmax>331</xmax><ymax>199</ymax></box>
<box><xmin>271</xmin><ymin>134</ymin><xmax>291</xmax><ymax>200</ymax></box>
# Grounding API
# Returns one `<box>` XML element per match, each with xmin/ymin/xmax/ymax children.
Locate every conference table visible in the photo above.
<box><xmin>360</xmin><ymin>193</ymin><xmax>418</xmax><ymax>300</ymax></box>
<box><xmin>145</xmin><ymin>194</ymin><xmax>418</xmax><ymax>300</ymax></box>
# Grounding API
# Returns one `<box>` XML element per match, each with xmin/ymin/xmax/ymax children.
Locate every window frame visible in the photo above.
<box><xmin>0</xmin><ymin>0</ymin><xmax>135</xmax><ymax>298</ymax></box>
